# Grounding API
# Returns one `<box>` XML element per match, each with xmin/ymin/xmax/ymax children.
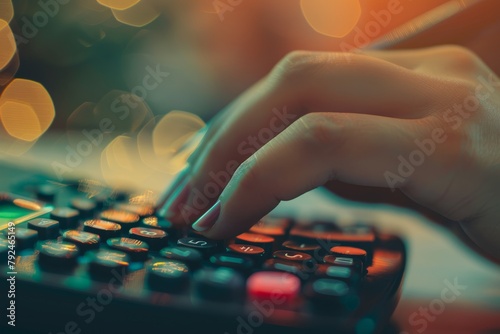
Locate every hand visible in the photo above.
<box><xmin>163</xmin><ymin>45</ymin><xmax>500</xmax><ymax>259</ymax></box>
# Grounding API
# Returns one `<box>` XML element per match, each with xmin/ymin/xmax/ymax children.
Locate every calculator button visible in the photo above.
<box><xmin>209</xmin><ymin>253</ymin><xmax>253</xmax><ymax>273</ymax></box>
<box><xmin>304</xmin><ymin>278</ymin><xmax>351</xmax><ymax>307</ymax></box>
<box><xmin>141</xmin><ymin>216</ymin><xmax>174</xmax><ymax>233</ymax></box>
<box><xmin>263</xmin><ymin>259</ymin><xmax>310</xmax><ymax>278</ymax></box>
<box><xmin>282</xmin><ymin>240</ymin><xmax>322</xmax><ymax>255</ymax></box>
<box><xmin>83</xmin><ymin>219</ymin><xmax>121</xmax><ymax>240</ymax></box>
<box><xmin>4</xmin><ymin>228</ymin><xmax>38</xmax><ymax>250</ymax></box>
<box><xmin>316</xmin><ymin>264</ymin><xmax>360</xmax><ymax>283</ymax></box>
<box><xmin>329</xmin><ymin>246</ymin><xmax>367</xmax><ymax>267</ymax></box>
<box><xmin>235</xmin><ymin>233</ymin><xmax>275</xmax><ymax>253</ymax></box>
<box><xmin>50</xmin><ymin>207</ymin><xmax>79</xmax><ymax>229</ymax></box>
<box><xmin>112</xmin><ymin>191</ymin><xmax>129</xmax><ymax>202</ymax></box>
<box><xmin>70</xmin><ymin>198</ymin><xmax>96</xmax><ymax>218</ymax></box>
<box><xmin>193</xmin><ymin>267</ymin><xmax>245</xmax><ymax>302</ymax></box>
<box><xmin>27</xmin><ymin>218</ymin><xmax>59</xmax><ymax>240</ymax></box>
<box><xmin>177</xmin><ymin>237</ymin><xmax>217</xmax><ymax>256</ymax></box>
<box><xmin>273</xmin><ymin>250</ymin><xmax>312</xmax><ymax>262</ymax></box>
<box><xmin>159</xmin><ymin>246</ymin><xmax>202</xmax><ymax>268</ymax></box>
<box><xmin>227</xmin><ymin>244</ymin><xmax>265</xmax><ymax>259</ymax></box>
<box><xmin>100</xmin><ymin>209</ymin><xmax>140</xmax><ymax>228</ymax></box>
<box><xmin>147</xmin><ymin>260</ymin><xmax>189</xmax><ymax>292</ymax></box>
<box><xmin>115</xmin><ymin>203</ymin><xmax>154</xmax><ymax>217</ymax></box>
<box><xmin>106</xmin><ymin>237</ymin><xmax>149</xmax><ymax>261</ymax></box>
<box><xmin>89</xmin><ymin>250</ymin><xmax>129</xmax><ymax>277</ymax></box>
<box><xmin>62</xmin><ymin>230</ymin><xmax>100</xmax><ymax>252</ymax></box>
<box><xmin>247</xmin><ymin>272</ymin><xmax>300</xmax><ymax>305</ymax></box>
<box><xmin>129</xmin><ymin>227</ymin><xmax>168</xmax><ymax>250</ymax></box>
<box><xmin>93</xmin><ymin>193</ymin><xmax>110</xmax><ymax>210</ymax></box>
<box><xmin>35</xmin><ymin>184</ymin><xmax>57</xmax><ymax>202</ymax></box>
<box><xmin>38</xmin><ymin>241</ymin><xmax>79</xmax><ymax>267</ymax></box>
<box><xmin>308</xmin><ymin>220</ymin><xmax>341</xmax><ymax>232</ymax></box>
<box><xmin>323</xmin><ymin>255</ymin><xmax>363</xmax><ymax>274</ymax></box>
<box><xmin>249</xmin><ymin>217</ymin><xmax>290</xmax><ymax>237</ymax></box>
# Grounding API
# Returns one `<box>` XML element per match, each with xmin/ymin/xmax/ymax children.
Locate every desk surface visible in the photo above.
<box><xmin>2</xmin><ymin>134</ymin><xmax>500</xmax><ymax>334</ymax></box>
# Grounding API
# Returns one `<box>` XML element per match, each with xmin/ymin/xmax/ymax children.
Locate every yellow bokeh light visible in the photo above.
<box><xmin>0</xmin><ymin>101</ymin><xmax>42</xmax><ymax>141</ymax></box>
<box><xmin>94</xmin><ymin>90</ymin><xmax>154</xmax><ymax>132</ymax></box>
<box><xmin>152</xmin><ymin>111</ymin><xmax>205</xmax><ymax>157</ymax></box>
<box><xmin>101</xmin><ymin>135</ymin><xmax>150</xmax><ymax>189</ymax></box>
<box><xmin>0</xmin><ymin>79</ymin><xmax>55</xmax><ymax>132</ymax></box>
<box><xmin>300</xmin><ymin>0</ymin><xmax>361</xmax><ymax>38</ymax></box>
<box><xmin>137</xmin><ymin>111</ymin><xmax>205</xmax><ymax>174</ymax></box>
<box><xmin>111</xmin><ymin>1</ymin><xmax>160</xmax><ymax>27</ymax></box>
<box><xmin>0</xmin><ymin>19</ymin><xmax>16</xmax><ymax>71</ymax></box>
<box><xmin>0</xmin><ymin>0</ymin><xmax>14</xmax><ymax>23</ymax></box>
<box><xmin>97</xmin><ymin>0</ymin><xmax>141</xmax><ymax>11</ymax></box>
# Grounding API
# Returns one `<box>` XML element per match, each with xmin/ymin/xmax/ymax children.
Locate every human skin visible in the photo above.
<box><xmin>163</xmin><ymin>45</ymin><xmax>500</xmax><ymax>261</ymax></box>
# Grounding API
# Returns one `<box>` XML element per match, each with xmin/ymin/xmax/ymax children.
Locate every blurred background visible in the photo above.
<box><xmin>1</xmin><ymin>1</ymin><xmax>500</xmax><ymax>332</ymax></box>
<box><xmin>3</xmin><ymin>0</ymin><xmax>499</xmax><ymax>189</ymax></box>
<box><xmin>0</xmin><ymin>0</ymin><xmax>492</xmax><ymax>185</ymax></box>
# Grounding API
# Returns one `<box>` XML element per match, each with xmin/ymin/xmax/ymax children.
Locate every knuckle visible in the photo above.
<box><xmin>272</xmin><ymin>51</ymin><xmax>325</xmax><ymax>83</ymax></box>
<box><xmin>436</xmin><ymin>45</ymin><xmax>483</xmax><ymax>72</ymax></box>
<box><xmin>297</xmin><ymin>113</ymin><xmax>345</xmax><ymax>149</ymax></box>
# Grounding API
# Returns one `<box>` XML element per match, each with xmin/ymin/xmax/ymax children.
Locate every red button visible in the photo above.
<box><xmin>247</xmin><ymin>272</ymin><xmax>300</xmax><ymax>304</ymax></box>
<box><xmin>329</xmin><ymin>246</ymin><xmax>367</xmax><ymax>266</ymax></box>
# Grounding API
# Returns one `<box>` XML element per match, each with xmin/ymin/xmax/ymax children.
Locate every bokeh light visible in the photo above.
<box><xmin>0</xmin><ymin>79</ymin><xmax>55</xmax><ymax>155</ymax></box>
<box><xmin>97</xmin><ymin>0</ymin><xmax>141</xmax><ymax>11</ymax></box>
<box><xmin>0</xmin><ymin>0</ymin><xmax>13</xmax><ymax>23</ymax></box>
<box><xmin>111</xmin><ymin>1</ymin><xmax>160</xmax><ymax>27</ymax></box>
<box><xmin>300</xmin><ymin>0</ymin><xmax>361</xmax><ymax>38</ymax></box>
<box><xmin>0</xmin><ymin>19</ymin><xmax>16</xmax><ymax>71</ymax></box>
<box><xmin>137</xmin><ymin>111</ymin><xmax>205</xmax><ymax>173</ymax></box>
<box><xmin>0</xmin><ymin>101</ymin><xmax>42</xmax><ymax>141</ymax></box>
<box><xmin>100</xmin><ymin>135</ymin><xmax>149</xmax><ymax>189</ymax></box>
<box><xmin>0</xmin><ymin>79</ymin><xmax>55</xmax><ymax>133</ymax></box>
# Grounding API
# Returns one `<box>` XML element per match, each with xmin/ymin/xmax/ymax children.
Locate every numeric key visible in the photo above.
<box><xmin>83</xmin><ymin>219</ymin><xmax>121</xmax><ymax>240</ymax></box>
<box><xmin>159</xmin><ymin>246</ymin><xmax>202</xmax><ymax>268</ymax></box>
<box><xmin>235</xmin><ymin>233</ymin><xmax>275</xmax><ymax>253</ymax></box>
<box><xmin>62</xmin><ymin>230</ymin><xmax>100</xmax><ymax>252</ymax></box>
<box><xmin>28</xmin><ymin>218</ymin><xmax>59</xmax><ymax>240</ymax></box>
<box><xmin>227</xmin><ymin>244</ymin><xmax>265</xmax><ymax>262</ymax></box>
<box><xmin>177</xmin><ymin>237</ymin><xmax>217</xmax><ymax>256</ymax></box>
<box><xmin>147</xmin><ymin>260</ymin><xmax>189</xmax><ymax>292</ymax></box>
<box><xmin>50</xmin><ymin>207</ymin><xmax>79</xmax><ymax>229</ymax></box>
<box><xmin>193</xmin><ymin>267</ymin><xmax>245</xmax><ymax>302</ymax></box>
<box><xmin>89</xmin><ymin>250</ymin><xmax>129</xmax><ymax>278</ymax></box>
<box><xmin>4</xmin><ymin>228</ymin><xmax>38</xmax><ymax>250</ymax></box>
<box><xmin>209</xmin><ymin>253</ymin><xmax>253</xmax><ymax>274</ymax></box>
<box><xmin>129</xmin><ymin>227</ymin><xmax>168</xmax><ymax>250</ymax></box>
<box><xmin>304</xmin><ymin>278</ymin><xmax>352</xmax><ymax>309</ymax></box>
<box><xmin>38</xmin><ymin>241</ymin><xmax>79</xmax><ymax>268</ymax></box>
<box><xmin>100</xmin><ymin>209</ymin><xmax>140</xmax><ymax>228</ymax></box>
<box><xmin>71</xmin><ymin>198</ymin><xmax>96</xmax><ymax>218</ymax></box>
<box><xmin>107</xmin><ymin>237</ymin><xmax>149</xmax><ymax>261</ymax></box>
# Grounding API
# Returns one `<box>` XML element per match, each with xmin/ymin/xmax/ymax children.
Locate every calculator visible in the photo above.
<box><xmin>0</xmin><ymin>164</ymin><xmax>406</xmax><ymax>334</ymax></box>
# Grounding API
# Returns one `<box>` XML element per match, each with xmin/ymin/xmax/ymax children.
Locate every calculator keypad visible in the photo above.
<box><xmin>1</xmin><ymin>182</ymin><xmax>406</xmax><ymax>334</ymax></box>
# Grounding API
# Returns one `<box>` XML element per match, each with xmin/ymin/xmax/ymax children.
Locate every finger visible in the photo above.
<box><xmin>193</xmin><ymin>112</ymin><xmax>428</xmax><ymax>239</ymax></box>
<box><xmin>363</xmin><ymin>45</ymin><xmax>487</xmax><ymax>77</ymax></box>
<box><xmin>167</xmin><ymin>52</ymin><xmax>444</xmax><ymax>223</ymax></box>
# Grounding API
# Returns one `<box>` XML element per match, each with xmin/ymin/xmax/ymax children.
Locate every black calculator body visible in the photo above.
<box><xmin>0</xmin><ymin>164</ymin><xmax>406</xmax><ymax>334</ymax></box>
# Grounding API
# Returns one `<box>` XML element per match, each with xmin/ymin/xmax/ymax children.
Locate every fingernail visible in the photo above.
<box><xmin>192</xmin><ymin>200</ymin><xmax>221</xmax><ymax>232</ymax></box>
<box><xmin>164</xmin><ymin>180</ymin><xmax>192</xmax><ymax>218</ymax></box>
